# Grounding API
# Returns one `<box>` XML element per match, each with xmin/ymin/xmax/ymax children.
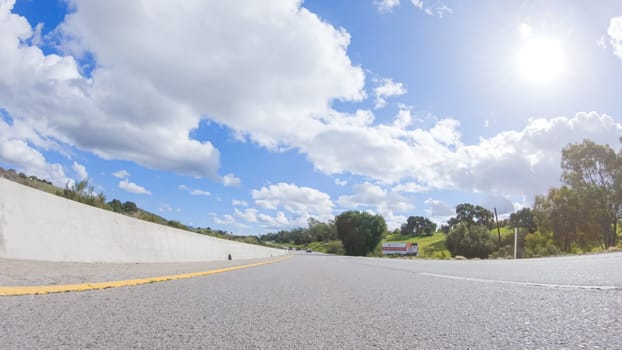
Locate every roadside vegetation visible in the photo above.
<box><xmin>3</xmin><ymin>138</ymin><xmax>621</xmax><ymax>259</ymax></box>
<box><xmin>261</xmin><ymin>138</ymin><xmax>622</xmax><ymax>259</ymax></box>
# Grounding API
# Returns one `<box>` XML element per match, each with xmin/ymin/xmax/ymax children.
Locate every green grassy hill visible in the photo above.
<box><xmin>285</xmin><ymin>232</ymin><xmax>450</xmax><ymax>258</ymax></box>
<box><xmin>382</xmin><ymin>232</ymin><xmax>450</xmax><ymax>258</ymax></box>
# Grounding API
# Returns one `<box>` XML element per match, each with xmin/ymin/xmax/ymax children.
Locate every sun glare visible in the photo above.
<box><xmin>517</xmin><ymin>37</ymin><xmax>564</xmax><ymax>84</ymax></box>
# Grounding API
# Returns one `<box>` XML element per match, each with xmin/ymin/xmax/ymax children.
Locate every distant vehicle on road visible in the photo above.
<box><xmin>295</xmin><ymin>248</ymin><xmax>301</xmax><ymax>251</ymax></box>
<box><xmin>306</xmin><ymin>249</ymin><xmax>312</xmax><ymax>253</ymax></box>
<box><xmin>382</xmin><ymin>242</ymin><xmax>418</xmax><ymax>256</ymax></box>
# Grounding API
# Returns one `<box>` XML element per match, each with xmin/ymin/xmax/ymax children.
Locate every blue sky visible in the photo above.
<box><xmin>2</xmin><ymin>0</ymin><xmax>622</xmax><ymax>234</ymax></box>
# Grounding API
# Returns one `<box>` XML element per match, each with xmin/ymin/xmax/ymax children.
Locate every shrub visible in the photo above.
<box><xmin>523</xmin><ymin>231</ymin><xmax>560</xmax><ymax>258</ymax></box>
<box><xmin>446</xmin><ymin>223</ymin><xmax>495</xmax><ymax>259</ymax></box>
<box><xmin>324</xmin><ymin>240</ymin><xmax>345</xmax><ymax>255</ymax></box>
<box><xmin>489</xmin><ymin>245</ymin><xmax>513</xmax><ymax>259</ymax></box>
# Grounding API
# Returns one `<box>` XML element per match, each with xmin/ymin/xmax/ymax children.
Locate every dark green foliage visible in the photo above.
<box><xmin>523</xmin><ymin>231</ymin><xmax>560</xmax><ymax>258</ymax></box>
<box><xmin>108</xmin><ymin>199</ymin><xmax>123</xmax><ymax>213</ymax></box>
<box><xmin>335</xmin><ymin>210</ymin><xmax>386</xmax><ymax>256</ymax></box>
<box><xmin>529</xmin><ymin>139</ymin><xmax>622</xmax><ymax>251</ymax></box>
<box><xmin>447</xmin><ymin>203</ymin><xmax>494</xmax><ymax>229</ymax></box>
<box><xmin>324</xmin><ymin>240</ymin><xmax>345</xmax><ymax>255</ymax></box>
<box><xmin>561</xmin><ymin>139</ymin><xmax>620</xmax><ymax>248</ymax></box>
<box><xmin>0</xmin><ymin>167</ymin><xmax>52</xmax><ymax>187</ymax></box>
<box><xmin>167</xmin><ymin>220</ymin><xmax>186</xmax><ymax>230</ymax></box>
<box><xmin>260</xmin><ymin>218</ymin><xmax>336</xmax><ymax>245</ymax></box>
<box><xmin>534</xmin><ymin>186</ymin><xmax>582</xmax><ymax>251</ymax></box>
<box><xmin>490</xmin><ymin>229</ymin><xmax>529</xmax><ymax>259</ymax></box>
<box><xmin>400</xmin><ymin>216</ymin><xmax>436</xmax><ymax>237</ymax></box>
<box><xmin>306</xmin><ymin>218</ymin><xmax>337</xmax><ymax>242</ymax></box>
<box><xmin>445</xmin><ymin>223</ymin><xmax>495</xmax><ymax>258</ymax></box>
<box><xmin>140</xmin><ymin>212</ymin><xmax>167</xmax><ymax>224</ymax></box>
<box><xmin>27</xmin><ymin>175</ymin><xmax>51</xmax><ymax>185</ymax></box>
<box><xmin>509</xmin><ymin>208</ymin><xmax>537</xmax><ymax>233</ymax></box>
<box><xmin>122</xmin><ymin>201</ymin><xmax>138</xmax><ymax>213</ymax></box>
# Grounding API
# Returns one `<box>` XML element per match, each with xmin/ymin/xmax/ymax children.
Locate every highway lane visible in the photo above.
<box><xmin>350</xmin><ymin>252</ymin><xmax>622</xmax><ymax>287</ymax></box>
<box><xmin>1</xmin><ymin>253</ymin><xmax>621</xmax><ymax>349</ymax></box>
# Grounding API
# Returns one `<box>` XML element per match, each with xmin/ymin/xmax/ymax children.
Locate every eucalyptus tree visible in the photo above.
<box><xmin>561</xmin><ymin>139</ymin><xmax>620</xmax><ymax>248</ymax></box>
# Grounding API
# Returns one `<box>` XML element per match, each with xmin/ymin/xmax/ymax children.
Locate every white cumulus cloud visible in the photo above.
<box><xmin>112</xmin><ymin>169</ymin><xmax>130</xmax><ymax>179</ymax></box>
<box><xmin>118</xmin><ymin>179</ymin><xmax>151</xmax><ymax>195</ymax></box>
<box><xmin>0</xmin><ymin>113</ymin><xmax>71</xmax><ymax>186</ymax></box>
<box><xmin>429</xmin><ymin>118</ymin><xmax>461</xmax><ymax>146</ymax></box>
<box><xmin>408</xmin><ymin>0</ymin><xmax>452</xmax><ymax>18</ymax></box>
<box><xmin>377</xmin><ymin>0</ymin><xmax>452</xmax><ymax>18</ymax></box>
<box><xmin>337</xmin><ymin>183</ymin><xmax>414</xmax><ymax>224</ymax></box>
<box><xmin>424</xmin><ymin>198</ymin><xmax>454</xmax><ymax>220</ymax></box>
<box><xmin>374</xmin><ymin>0</ymin><xmax>400</xmax><ymax>13</ymax></box>
<box><xmin>334</xmin><ymin>178</ymin><xmax>348</xmax><ymax>186</ymax></box>
<box><xmin>179</xmin><ymin>184</ymin><xmax>210</xmax><ymax>196</ymax></box>
<box><xmin>234</xmin><ymin>208</ymin><xmax>259</xmax><ymax>223</ymax></box>
<box><xmin>223</xmin><ymin>173</ymin><xmax>241</xmax><ymax>187</ymax></box>
<box><xmin>481</xmin><ymin>195</ymin><xmax>515</xmax><ymax>216</ymax></box>
<box><xmin>1</xmin><ymin>1</ymin><xmax>618</xmax><ymax>211</ymax></box>
<box><xmin>0</xmin><ymin>137</ymin><xmax>70</xmax><ymax>186</ymax></box>
<box><xmin>190</xmin><ymin>189</ymin><xmax>211</xmax><ymax>196</ymax></box>
<box><xmin>72</xmin><ymin>161</ymin><xmax>88</xmax><ymax>181</ymax></box>
<box><xmin>445</xmin><ymin>112</ymin><xmax>622</xmax><ymax>197</ymax></box>
<box><xmin>392</xmin><ymin>182</ymin><xmax>428</xmax><ymax>193</ymax></box>
<box><xmin>374</xmin><ymin>78</ymin><xmax>406</xmax><ymax>109</ymax></box>
<box><xmin>252</xmin><ymin>182</ymin><xmax>334</xmax><ymax>218</ymax></box>
<box><xmin>608</xmin><ymin>16</ymin><xmax>622</xmax><ymax>60</ymax></box>
<box><xmin>0</xmin><ymin>0</ymin><xmax>364</xmax><ymax>182</ymax></box>
<box><xmin>303</xmin><ymin>110</ymin><xmax>622</xmax><ymax>199</ymax></box>
<box><xmin>425</xmin><ymin>4</ymin><xmax>453</xmax><ymax>18</ymax></box>
<box><xmin>258</xmin><ymin>211</ymin><xmax>290</xmax><ymax>228</ymax></box>
<box><xmin>213</xmin><ymin>214</ymin><xmax>237</xmax><ymax>226</ymax></box>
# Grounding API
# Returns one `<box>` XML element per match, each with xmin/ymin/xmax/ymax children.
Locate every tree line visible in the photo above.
<box><xmin>443</xmin><ymin>139</ymin><xmax>622</xmax><ymax>258</ymax></box>
<box><xmin>260</xmin><ymin>212</ymin><xmax>387</xmax><ymax>256</ymax></box>
<box><xmin>263</xmin><ymin>139</ymin><xmax>622</xmax><ymax>259</ymax></box>
<box><xmin>536</xmin><ymin>139</ymin><xmax>620</xmax><ymax>249</ymax></box>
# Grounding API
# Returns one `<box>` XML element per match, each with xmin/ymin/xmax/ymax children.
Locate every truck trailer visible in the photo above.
<box><xmin>382</xmin><ymin>242</ymin><xmax>418</xmax><ymax>256</ymax></box>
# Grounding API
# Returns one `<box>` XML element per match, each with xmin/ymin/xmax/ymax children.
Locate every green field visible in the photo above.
<box><xmin>302</xmin><ymin>241</ymin><xmax>328</xmax><ymax>252</ymax></box>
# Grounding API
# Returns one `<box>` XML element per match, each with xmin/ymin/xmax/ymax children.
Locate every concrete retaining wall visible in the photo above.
<box><xmin>0</xmin><ymin>178</ymin><xmax>286</xmax><ymax>262</ymax></box>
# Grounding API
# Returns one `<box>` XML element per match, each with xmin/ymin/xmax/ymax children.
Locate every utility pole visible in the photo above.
<box><xmin>514</xmin><ymin>227</ymin><xmax>518</xmax><ymax>259</ymax></box>
<box><xmin>494</xmin><ymin>208</ymin><xmax>502</xmax><ymax>247</ymax></box>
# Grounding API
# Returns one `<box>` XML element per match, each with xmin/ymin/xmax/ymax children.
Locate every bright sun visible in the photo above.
<box><xmin>517</xmin><ymin>37</ymin><xmax>564</xmax><ymax>84</ymax></box>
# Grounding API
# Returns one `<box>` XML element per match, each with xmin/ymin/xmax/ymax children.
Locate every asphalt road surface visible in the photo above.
<box><xmin>2</xmin><ymin>252</ymin><xmax>621</xmax><ymax>349</ymax></box>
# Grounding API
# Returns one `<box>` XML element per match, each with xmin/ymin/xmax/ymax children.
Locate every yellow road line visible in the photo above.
<box><xmin>0</xmin><ymin>255</ymin><xmax>291</xmax><ymax>296</ymax></box>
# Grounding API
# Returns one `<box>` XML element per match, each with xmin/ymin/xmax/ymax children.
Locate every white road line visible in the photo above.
<box><xmin>418</xmin><ymin>272</ymin><xmax>621</xmax><ymax>291</ymax></box>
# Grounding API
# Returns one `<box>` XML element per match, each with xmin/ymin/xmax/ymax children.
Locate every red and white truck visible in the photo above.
<box><xmin>382</xmin><ymin>242</ymin><xmax>419</xmax><ymax>256</ymax></box>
